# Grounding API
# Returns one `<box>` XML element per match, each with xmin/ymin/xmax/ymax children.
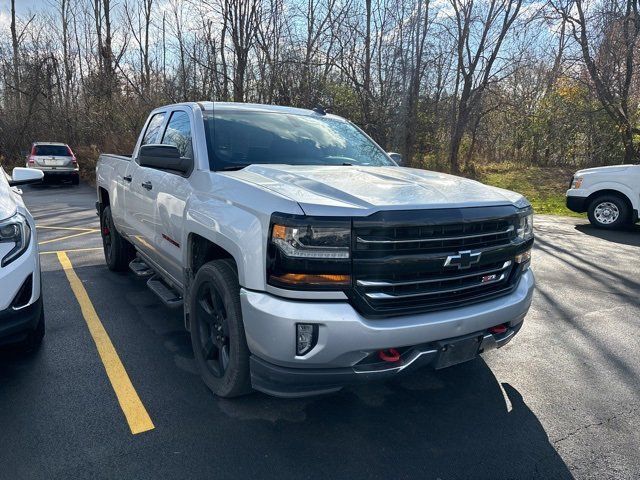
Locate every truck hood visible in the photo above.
<box><xmin>222</xmin><ymin>165</ymin><xmax>527</xmax><ymax>215</ymax></box>
<box><xmin>0</xmin><ymin>169</ymin><xmax>17</xmax><ymax>221</ymax></box>
<box><xmin>575</xmin><ymin>164</ymin><xmax>637</xmax><ymax>176</ymax></box>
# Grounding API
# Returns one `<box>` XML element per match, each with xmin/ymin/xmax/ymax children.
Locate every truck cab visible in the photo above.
<box><xmin>566</xmin><ymin>165</ymin><xmax>640</xmax><ymax>228</ymax></box>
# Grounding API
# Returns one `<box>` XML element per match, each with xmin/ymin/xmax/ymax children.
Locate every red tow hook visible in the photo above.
<box><xmin>102</xmin><ymin>226</ymin><xmax>110</xmax><ymax>236</ymax></box>
<box><xmin>489</xmin><ymin>324</ymin><xmax>508</xmax><ymax>335</ymax></box>
<box><xmin>378</xmin><ymin>348</ymin><xmax>401</xmax><ymax>363</ymax></box>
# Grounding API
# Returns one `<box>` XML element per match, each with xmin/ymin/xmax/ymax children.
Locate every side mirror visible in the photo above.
<box><xmin>10</xmin><ymin>167</ymin><xmax>44</xmax><ymax>187</ymax></box>
<box><xmin>387</xmin><ymin>152</ymin><xmax>404</xmax><ymax>166</ymax></box>
<box><xmin>139</xmin><ymin>144</ymin><xmax>192</xmax><ymax>175</ymax></box>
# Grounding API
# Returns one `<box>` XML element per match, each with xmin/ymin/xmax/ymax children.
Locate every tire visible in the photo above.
<box><xmin>587</xmin><ymin>195</ymin><xmax>630</xmax><ymax>229</ymax></box>
<box><xmin>189</xmin><ymin>259</ymin><xmax>252</xmax><ymax>398</ymax></box>
<box><xmin>72</xmin><ymin>175</ymin><xmax>80</xmax><ymax>185</ymax></box>
<box><xmin>101</xmin><ymin>205</ymin><xmax>135</xmax><ymax>271</ymax></box>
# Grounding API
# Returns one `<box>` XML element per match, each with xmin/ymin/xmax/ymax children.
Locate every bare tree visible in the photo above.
<box><xmin>219</xmin><ymin>0</ymin><xmax>261</xmax><ymax>101</ymax></box>
<box><xmin>553</xmin><ymin>0</ymin><xmax>640</xmax><ymax>162</ymax></box>
<box><xmin>0</xmin><ymin>0</ymin><xmax>636</xmax><ymax>173</ymax></box>
<box><xmin>447</xmin><ymin>0</ymin><xmax>524</xmax><ymax>173</ymax></box>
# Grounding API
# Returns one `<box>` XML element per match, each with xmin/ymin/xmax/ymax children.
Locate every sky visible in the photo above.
<box><xmin>0</xmin><ymin>0</ymin><xmax>37</xmax><ymax>29</ymax></box>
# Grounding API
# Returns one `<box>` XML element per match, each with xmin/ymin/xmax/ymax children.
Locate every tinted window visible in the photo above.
<box><xmin>34</xmin><ymin>145</ymin><xmax>71</xmax><ymax>156</ymax></box>
<box><xmin>142</xmin><ymin>113</ymin><xmax>166</xmax><ymax>145</ymax></box>
<box><xmin>203</xmin><ymin>111</ymin><xmax>393</xmax><ymax>170</ymax></box>
<box><xmin>162</xmin><ymin>111</ymin><xmax>193</xmax><ymax>159</ymax></box>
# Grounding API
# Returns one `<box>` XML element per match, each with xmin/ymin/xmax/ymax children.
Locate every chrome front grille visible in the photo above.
<box><xmin>355</xmin><ymin>220</ymin><xmax>515</xmax><ymax>253</ymax></box>
<box><xmin>348</xmin><ymin>207</ymin><xmax>529</xmax><ymax>318</ymax></box>
<box><xmin>359</xmin><ymin>260</ymin><xmax>513</xmax><ymax>299</ymax></box>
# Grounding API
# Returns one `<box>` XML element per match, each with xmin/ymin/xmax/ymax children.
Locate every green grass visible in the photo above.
<box><xmin>475</xmin><ymin>163</ymin><xmax>585</xmax><ymax>217</ymax></box>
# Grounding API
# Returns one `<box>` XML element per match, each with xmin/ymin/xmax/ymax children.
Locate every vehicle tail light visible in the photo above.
<box><xmin>67</xmin><ymin>147</ymin><xmax>78</xmax><ymax>165</ymax></box>
<box><xmin>28</xmin><ymin>145</ymin><xmax>36</xmax><ymax>164</ymax></box>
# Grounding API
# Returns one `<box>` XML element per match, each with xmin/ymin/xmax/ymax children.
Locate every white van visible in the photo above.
<box><xmin>566</xmin><ymin>165</ymin><xmax>640</xmax><ymax>229</ymax></box>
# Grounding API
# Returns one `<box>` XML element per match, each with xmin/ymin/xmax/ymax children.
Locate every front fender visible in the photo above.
<box><xmin>584</xmin><ymin>181</ymin><xmax>638</xmax><ymax>211</ymax></box>
<box><xmin>183</xmin><ymin>191</ymin><xmax>303</xmax><ymax>290</ymax></box>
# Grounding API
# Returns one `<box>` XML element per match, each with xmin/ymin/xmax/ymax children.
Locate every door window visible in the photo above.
<box><xmin>141</xmin><ymin>113</ymin><xmax>166</xmax><ymax>145</ymax></box>
<box><xmin>161</xmin><ymin>111</ymin><xmax>193</xmax><ymax>159</ymax></box>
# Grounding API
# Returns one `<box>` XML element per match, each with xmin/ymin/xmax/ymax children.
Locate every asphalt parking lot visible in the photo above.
<box><xmin>1</xmin><ymin>183</ymin><xmax>639</xmax><ymax>479</ymax></box>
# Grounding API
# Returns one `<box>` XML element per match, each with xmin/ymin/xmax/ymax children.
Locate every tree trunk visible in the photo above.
<box><xmin>10</xmin><ymin>0</ymin><xmax>20</xmax><ymax>111</ymax></box>
<box><xmin>623</xmin><ymin>126</ymin><xmax>637</xmax><ymax>163</ymax></box>
<box><xmin>448</xmin><ymin>120</ymin><xmax>465</xmax><ymax>175</ymax></box>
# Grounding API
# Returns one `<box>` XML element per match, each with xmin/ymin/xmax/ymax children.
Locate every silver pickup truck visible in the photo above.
<box><xmin>96</xmin><ymin>102</ymin><xmax>535</xmax><ymax>398</ymax></box>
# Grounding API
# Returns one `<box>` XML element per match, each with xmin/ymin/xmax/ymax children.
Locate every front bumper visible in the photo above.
<box><xmin>241</xmin><ymin>269</ymin><xmax>535</xmax><ymax>396</ymax></box>
<box><xmin>0</xmin><ymin>295</ymin><xmax>43</xmax><ymax>346</ymax></box>
<box><xmin>566</xmin><ymin>194</ymin><xmax>588</xmax><ymax>213</ymax></box>
<box><xmin>251</xmin><ymin>323</ymin><xmax>523</xmax><ymax>397</ymax></box>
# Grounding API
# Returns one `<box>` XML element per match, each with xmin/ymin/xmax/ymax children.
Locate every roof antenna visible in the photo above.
<box><xmin>312</xmin><ymin>105</ymin><xmax>326</xmax><ymax>115</ymax></box>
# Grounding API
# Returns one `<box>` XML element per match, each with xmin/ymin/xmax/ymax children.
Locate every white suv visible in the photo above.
<box><xmin>567</xmin><ymin>164</ymin><xmax>640</xmax><ymax>229</ymax></box>
<box><xmin>0</xmin><ymin>166</ymin><xmax>45</xmax><ymax>351</ymax></box>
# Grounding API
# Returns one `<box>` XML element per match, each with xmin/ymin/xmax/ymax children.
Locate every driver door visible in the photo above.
<box><xmin>125</xmin><ymin>111</ymin><xmax>167</xmax><ymax>260</ymax></box>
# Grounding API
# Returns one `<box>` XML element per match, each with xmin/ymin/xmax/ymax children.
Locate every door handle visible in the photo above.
<box><xmin>141</xmin><ymin>181</ymin><xmax>153</xmax><ymax>190</ymax></box>
<box><xmin>123</xmin><ymin>175</ymin><xmax>132</xmax><ymax>182</ymax></box>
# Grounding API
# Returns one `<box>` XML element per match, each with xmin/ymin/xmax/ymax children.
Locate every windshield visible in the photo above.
<box><xmin>203</xmin><ymin>110</ymin><xmax>394</xmax><ymax>170</ymax></box>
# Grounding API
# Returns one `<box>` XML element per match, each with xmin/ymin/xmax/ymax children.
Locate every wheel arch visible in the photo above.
<box><xmin>184</xmin><ymin>233</ymin><xmax>241</xmax><ymax>331</ymax></box>
<box><xmin>188</xmin><ymin>233</ymin><xmax>238</xmax><ymax>274</ymax></box>
<box><xmin>97</xmin><ymin>186</ymin><xmax>110</xmax><ymax>217</ymax></box>
<box><xmin>586</xmin><ymin>189</ymin><xmax>633</xmax><ymax>214</ymax></box>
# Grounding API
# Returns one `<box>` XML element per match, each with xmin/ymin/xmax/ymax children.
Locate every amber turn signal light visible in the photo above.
<box><xmin>271</xmin><ymin>273</ymin><xmax>351</xmax><ymax>286</ymax></box>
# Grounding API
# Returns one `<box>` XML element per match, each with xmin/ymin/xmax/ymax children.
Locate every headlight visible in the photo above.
<box><xmin>272</xmin><ymin>224</ymin><xmax>350</xmax><ymax>259</ymax></box>
<box><xmin>571</xmin><ymin>177</ymin><xmax>583</xmax><ymax>189</ymax></box>
<box><xmin>517</xmin><ymin>209</ymin><xmax>533</xmax><ymax>241</ymax></box>
<box><xmin>268</xmin><ymin>214</ymin><xmax>351</xmax><ymax>290</ymax></box>
<box><xmin>0</xmin><ymin>213</ymin><xmax>31</xmax><ymax>267</ymax></box>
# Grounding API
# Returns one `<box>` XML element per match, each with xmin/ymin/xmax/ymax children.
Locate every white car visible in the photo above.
<box><xmin>0</xmin><ymin>166</ymin><xmax>45</xmax><ymax>350</ymax></box>
<box><xmin>566</xmin><ymin>164</ymin><xmax>640</xmax><ymax>229</ymax></box>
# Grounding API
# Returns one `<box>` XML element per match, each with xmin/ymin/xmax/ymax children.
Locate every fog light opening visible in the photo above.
<box><xmin>296</xmin><ymin>323</ymin><xmax>318</xmax><ymax>356</ymax></box>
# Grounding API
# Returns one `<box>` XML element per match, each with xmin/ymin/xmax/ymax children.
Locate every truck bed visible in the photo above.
<box><xmin>99</xmin><ymin>153</ymin><xmax>131</xmax><ymax>162</ymax></box>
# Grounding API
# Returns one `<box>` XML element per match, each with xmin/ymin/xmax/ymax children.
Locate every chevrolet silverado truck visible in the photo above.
<box><xmin>96</xmin><ymin>102</ymin><xmax>535</xmax><ymax>398</ymax></box>
<box><xmin>566</xmin><ymin>164</ymin><xmax>639</xmax><ymax>229</ymax></box>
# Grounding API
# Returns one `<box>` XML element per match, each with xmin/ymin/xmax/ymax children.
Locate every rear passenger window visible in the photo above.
<box><xmin>141</xmin><ymin>113</ymin><xmax>166</xmax><ymax>145</ymax></box>
<box><xmin>162</xmin><ymin>111</ymin><xmax>193</xmax><ymax>159</ymax></box>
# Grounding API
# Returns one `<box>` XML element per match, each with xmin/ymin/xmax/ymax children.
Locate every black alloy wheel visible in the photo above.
<box><xmin>189</xmin><ymin>259</ymin><xmax>251</xmax><ymax>398</ymax></box>
<box><xmin>195</xmin><ymin>281</ymin><xmax>231</xmax><ymax>377</ymax></box>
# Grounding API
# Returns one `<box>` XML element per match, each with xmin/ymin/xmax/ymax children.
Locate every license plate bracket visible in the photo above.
<box><xmin>434</xmin><ymin>335</ymin><xmax>481</xmax><ymax>369</ymax></box>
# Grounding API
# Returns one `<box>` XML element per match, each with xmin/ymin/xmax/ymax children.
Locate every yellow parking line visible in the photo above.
<box><xmin>39</xmin><ymin>229</ymin><xmax>99</xmax><ymax>246</ymax></box>
<box><xmin>57</xmin><ymin>251</ymin><xmax>155</xmax><ymax>435</ymax></box>
<box><xmin>37</xmin><ymin>225</ymin><xmax>97</xmax><ymax>232</ymax></box>
<box><xmin>40</xmin><ymin>247</ymin><xmax>103</xmax><ymax>255</ymax></box>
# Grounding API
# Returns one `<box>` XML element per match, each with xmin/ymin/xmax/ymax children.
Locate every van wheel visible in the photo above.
<box><xmin>587</xmin><ymin>195</ymin><xmax>629</xmax><ymax>229</ymax></box>
<box><xmin>101</xmin><ymin>206</ymin><xmax>134</xmax><ymax>271</ymax></box>
<box><xmin>189</xmin><ymin>259</ymin><xmax>252</xmax><ymax>398</ymax></box>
